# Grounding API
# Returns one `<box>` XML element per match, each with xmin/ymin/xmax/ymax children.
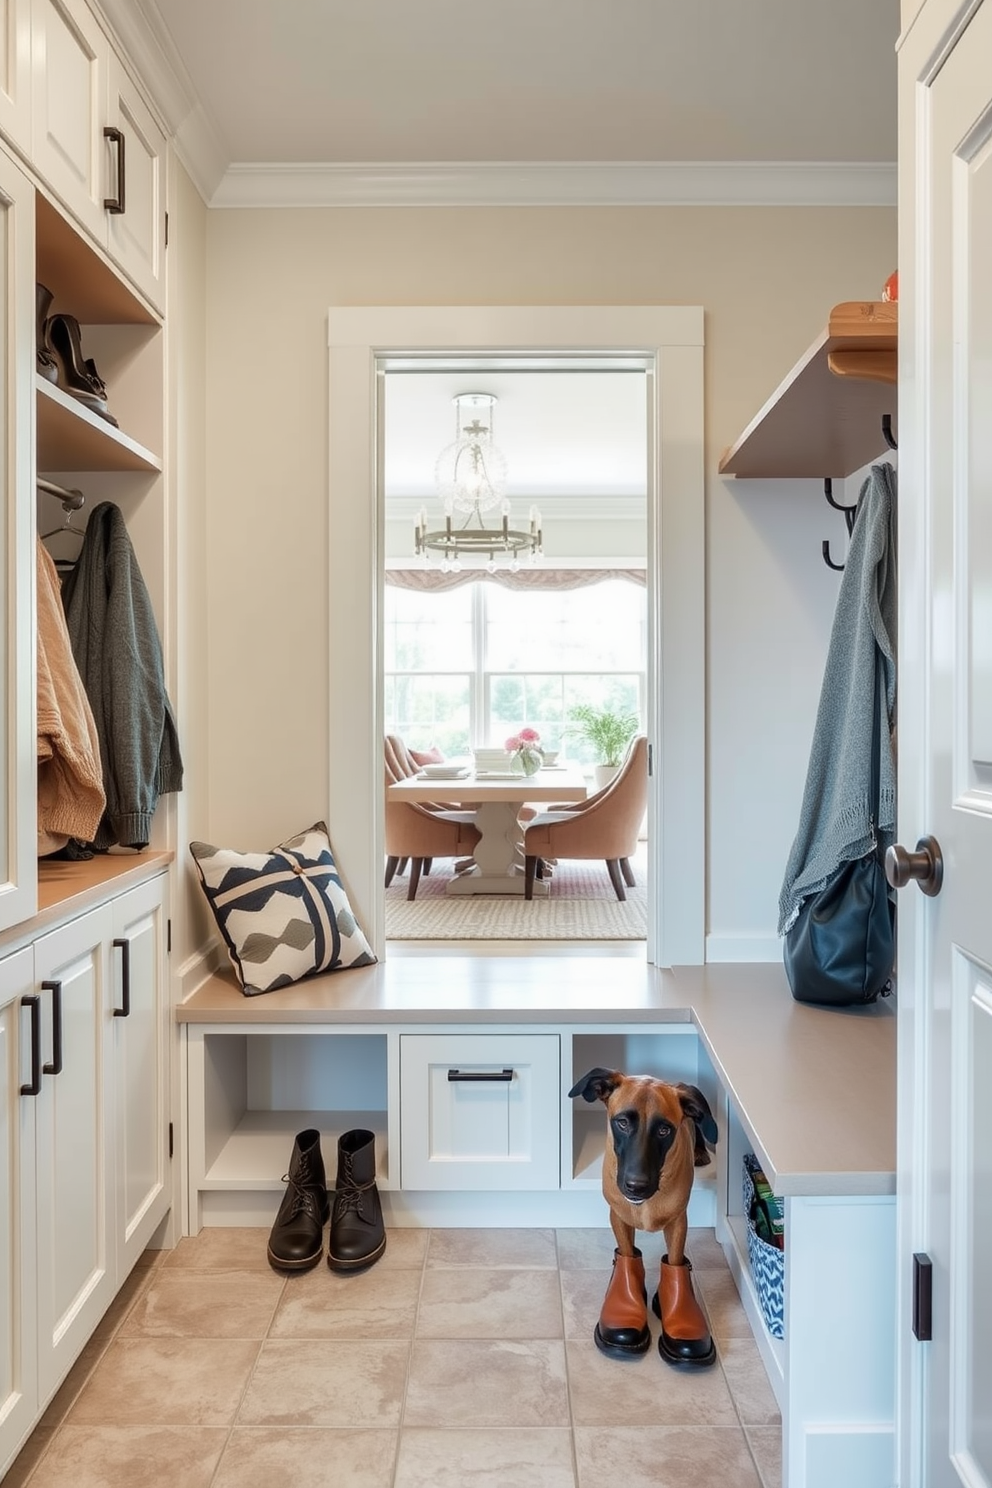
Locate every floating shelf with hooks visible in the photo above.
<box><xmin>719</xmin><ymin>301</ymin><xmax>897</xmax><ymax>480</ymax></box>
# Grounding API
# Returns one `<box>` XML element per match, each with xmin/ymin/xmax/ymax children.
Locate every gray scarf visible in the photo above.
<box><xmin>778</xmin><ymin>463</ymin><xmax>897</xmax><ymax>935</ymax></box>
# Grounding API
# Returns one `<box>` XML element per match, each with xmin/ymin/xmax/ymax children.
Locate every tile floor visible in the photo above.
<box><xmin>6</xmin><ymin>1225</ymin><xmax>781</xmax><ymax>1488</ymax></box>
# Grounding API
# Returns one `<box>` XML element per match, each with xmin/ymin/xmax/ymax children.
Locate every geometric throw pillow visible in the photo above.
<box><xmin>189</xmin><ymin>821</ymin><xmax>376</xmax><ymax>995</ymax></box>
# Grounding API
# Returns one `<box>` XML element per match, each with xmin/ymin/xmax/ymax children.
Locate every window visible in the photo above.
<box><xmin>384</xmin><ymin>577</ymin><xmax>645</xmax><ymax>765</ymax></box>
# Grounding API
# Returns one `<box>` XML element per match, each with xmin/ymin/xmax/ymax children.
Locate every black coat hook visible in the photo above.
<box><xmin>822</xmin><ymin>478</ymin><xmax>857</xmax><ymax>571</ymax></box>
<box><xmin>882</xmin><ymin>413</ymin><xmax>897</xmax><ymax>450</ymax></box>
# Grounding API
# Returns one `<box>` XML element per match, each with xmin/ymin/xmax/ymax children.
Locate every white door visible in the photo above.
<box><xmin>0</xmin><ymin>948</ymin><xmax>37</xmax><ymax>1477</ymax></box>
<box><xmin>105</xmin><ymin>55</ymin><xmax>166</xmax><ymax>313</ymax></box>
<box><xmin>898</xmin><ymin>3</ymin><xmax>992</xmax><ymax>1483</ymax></box>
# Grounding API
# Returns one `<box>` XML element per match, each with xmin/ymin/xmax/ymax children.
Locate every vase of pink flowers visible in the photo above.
<box><xmin>505</xmin><ymin>727</ymin><xmax>544</xmax><ymax>776</ymax></box>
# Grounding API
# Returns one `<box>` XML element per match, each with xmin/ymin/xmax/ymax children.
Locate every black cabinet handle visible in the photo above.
<box><xmin>103</xmin><ymin>126</ymin><xmax>126</xmax><ymax>214</ymax></box>
<box><xmin>42</xmin><ymin>979</ymin><xmax>63</xmax><ymax>1076</ymax></box>
<box><xmin>113</xmin><ymin>937</ymin><xmax>131</xmax><ymax>1017</ymax></box>
<box><xmin>447</xmin><ymin>1068</ymin><xmax>514</xmax><ymax>1082</ymax></box>
<box><xmin>19</xmin><ymin>994</ymin><xmax>41</xmax><ymax>1096</ymax></box>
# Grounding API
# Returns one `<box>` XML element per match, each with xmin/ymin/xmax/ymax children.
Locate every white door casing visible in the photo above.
<box><xmin>897</xmin><ymin>2</ymin><xmax>992</xmax><ymax>1483</ymax></box>
<box><xmin>327</xmin><ymin>305</ymin><xmax>705</xmax><ymax>967</ymax></box>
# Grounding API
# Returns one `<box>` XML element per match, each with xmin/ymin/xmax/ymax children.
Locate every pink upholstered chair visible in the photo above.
<box><xmin>383</xmin><ymin>735</ymin><xmax>480</xmax><ymax>899</ymax></box>
<box><xmin>521</xmin><ymin>734</ymin><xmax>648</xmax><ymax>901</ymax></box>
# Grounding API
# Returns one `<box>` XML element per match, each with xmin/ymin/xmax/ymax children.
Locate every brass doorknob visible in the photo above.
<box><xmin>885</xmin><ymin>836</ymin><xmax>943</xmax><ymax>897</ymax></box>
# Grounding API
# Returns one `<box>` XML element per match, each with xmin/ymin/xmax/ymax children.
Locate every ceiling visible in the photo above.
<box><xmin>141</xmin><ymin>0</ymin><xmax>899</xmax><ymax>170</ymax></box>
<box><xmin>123</xmin><ymin>0</ymin><xmax>899</xmax><ymax>502</ymax></box>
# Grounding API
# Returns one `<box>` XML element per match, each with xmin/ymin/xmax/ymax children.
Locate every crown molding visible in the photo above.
<box><xmin>210</xmin><ymin>160</ymin><xmax>896</xmax><ymax>210</ymax></box>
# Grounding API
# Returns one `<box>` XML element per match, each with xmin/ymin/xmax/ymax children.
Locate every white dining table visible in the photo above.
<box><xmin>387</xmin><ymin>765</ymin><xmax>587</xmax><ymax>895</ymax></box>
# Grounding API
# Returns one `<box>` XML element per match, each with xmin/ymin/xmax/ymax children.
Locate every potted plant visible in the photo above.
<box><xmin>567</xmin><ymin>704</ymin><xmax>639</xmax><ymax>789</ymax></box>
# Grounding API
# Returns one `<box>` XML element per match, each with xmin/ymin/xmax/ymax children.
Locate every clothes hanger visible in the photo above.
<box><xmin>38</xmin><ymin>480</ymin><xmax>87</xmax><ymax>542</ymax></box>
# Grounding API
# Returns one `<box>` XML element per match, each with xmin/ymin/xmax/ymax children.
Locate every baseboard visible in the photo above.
<box><xmin>705</xmin><ymin>933</ymin><xmax>782</xmax><ymax>963</ymax></box>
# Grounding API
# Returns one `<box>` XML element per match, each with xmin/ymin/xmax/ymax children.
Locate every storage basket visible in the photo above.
<box><xmin>742</xmin><ymin>1153</ymin><xmax>785</xmax><ymax>1340</ymax></box>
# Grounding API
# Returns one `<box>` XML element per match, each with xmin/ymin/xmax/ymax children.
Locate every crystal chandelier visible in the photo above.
<box><xmin>415</xmin><ymin>393</ymin><xmax>543</xmax><ymax>572</ymax></box>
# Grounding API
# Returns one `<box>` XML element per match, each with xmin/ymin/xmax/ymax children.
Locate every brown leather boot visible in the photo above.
<box><xmin>651</xmin><ymin>1254</ymin><xmax>716</xmax><ymax>1367</ymax></box>
<box><xmin>594</xmin><ymin>1247</ymin><xmax>651</xmax><ymax>1358</ymax></box>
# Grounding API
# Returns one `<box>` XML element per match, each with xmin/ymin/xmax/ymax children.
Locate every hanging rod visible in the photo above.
<box><xmin>37</xmin><ymin>478</ymin><xmax>85</xmax><ymax>511</ymax></box>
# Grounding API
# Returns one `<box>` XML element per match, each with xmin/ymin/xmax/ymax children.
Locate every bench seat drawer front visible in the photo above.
<box><xmin>400</xmin><ymin>1034</ymin><xmax>560</xmax><ymax>1191</ymax></box>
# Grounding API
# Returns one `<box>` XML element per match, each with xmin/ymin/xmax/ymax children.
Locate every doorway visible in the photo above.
<box><xmin>326</xmin><ymin>305</ymin><xmax>705</xmax><ymax>968</ymax></box>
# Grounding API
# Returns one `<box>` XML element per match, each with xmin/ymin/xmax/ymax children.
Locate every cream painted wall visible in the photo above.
<box><xmin>167</xmin><ymin>160</ymin><xmax>210</xmax><ymax>974</ymax></box>
<box><xmin>200</xmin><ymin>204</ymin><xmax>896</xmax><ymax>955</ymax></box>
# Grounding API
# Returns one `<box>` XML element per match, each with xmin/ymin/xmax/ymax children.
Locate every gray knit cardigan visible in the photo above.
<box><xmin>778</xmin><ymin>463</ymin><xmax>897</xmax><ymax>935</ymax></box>
<box><xmin>62</xmin><ymin>501</ymin><xmax>184</xmax><ymax>850</ymax></box>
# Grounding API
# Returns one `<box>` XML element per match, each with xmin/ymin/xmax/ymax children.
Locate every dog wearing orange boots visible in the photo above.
<box><xmin>568</xmin><ymin>1067</ymin><xmax>718</xmax><ymax>1367</ymax></box>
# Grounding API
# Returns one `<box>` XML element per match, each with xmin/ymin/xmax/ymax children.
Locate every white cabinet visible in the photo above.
<box><xmin>0</xmin><ymin>0</ymin><xmax>31</xmax><ymax>155</ymax></box>
<box><xmin>30</xmin><ymin>0</ymin><xmax>166</xmax><ymax>311</ymax></box>
<box><xmin>0</xmin><ymin>145</ymin><xmax>36</xmax><ymax>934</ymax></box>
<box><xmin>110</xmin><ymin>874</ymin><xmax>170</xmax><ymax>1275</ymax></box>
<box><xmin>0</xmin><ymin>869</ymin><xmax>169</xmax><ymax>1476</ymax></box>
<box><xmin>0</xmin><ymin>947</ymin><xmax>38</xmax><ymax>1474</ymax></box>
<box><xmin>400</xmin><ymin>1034</ymin><xmax>560</xmax><ymax>1191</ymax></box>
<box><xmin>32</xmin><ymin>905</ymin><xmax>116</xmax><ymax>1402</ymax></box>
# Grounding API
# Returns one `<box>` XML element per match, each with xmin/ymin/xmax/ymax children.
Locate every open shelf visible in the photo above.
<box><xmin>202</xmin><ymin>1109</ymin><xmax>389</xmax><ymax>1189</ymax></box>
<box><xmin>36</xmin><ymin>191</ymin><xmax>157</xmax><ymax>324</ymax></box>
<box><xmin>719</xmin><ymin>300</ymin><xmax>897</xmax><ymax>479</ymax></box>
<box><xmin>36</xmin><ymin>376</ymin><xmax>162</xmax><ymax>472</ymax></box>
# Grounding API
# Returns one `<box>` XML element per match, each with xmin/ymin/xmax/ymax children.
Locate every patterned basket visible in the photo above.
<box><xmin>742</xmin><ymin>1153</ymin><xmax>785</xmax><ymax>1340</ymax></box>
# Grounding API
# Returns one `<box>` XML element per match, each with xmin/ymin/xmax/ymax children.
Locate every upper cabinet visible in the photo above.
<box><xmin>29</xmin><ymin>0</ymin><xmax>165</xmax><ymax>312</ymax></box>
<box><xmin>0</xmin><ymin>0</ymin><xmax>32</xmax><ymax>153</ymax></box>
<box><xmin>719</xmin><ymin>301</ymin><xmax>897</xmax><ymax>480</ymax></box>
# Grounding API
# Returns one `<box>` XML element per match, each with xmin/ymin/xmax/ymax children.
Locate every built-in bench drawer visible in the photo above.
<box><xmin>400</xmin><ymin>1034</ymin><xmax>560</xmax><ymax>1190</ymax></box>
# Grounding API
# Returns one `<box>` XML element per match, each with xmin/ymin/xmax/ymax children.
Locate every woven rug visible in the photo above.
<box><xmin>385</xmin><ymin>855</ymin><xmax>647</xmax><ymax>941</ymax></box>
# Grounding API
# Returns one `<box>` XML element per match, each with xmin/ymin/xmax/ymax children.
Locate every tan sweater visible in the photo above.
<box><xmin>36</xmin><ymin>539</ymin><xmax>105</xmax><ymax>853</ymax></box>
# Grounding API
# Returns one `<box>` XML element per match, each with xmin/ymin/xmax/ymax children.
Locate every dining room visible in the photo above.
<box><xmin>381</xmin><ymin>366</ymin><xmax>650</xmax><ymax>950</ymax></box>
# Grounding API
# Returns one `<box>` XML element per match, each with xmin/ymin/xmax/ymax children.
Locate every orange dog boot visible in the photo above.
<box><xmin>594</xmin><ymin>1247</ymin><xmax>651</xmax><ymax>1358</ymax></box>
<box><xmin>651</xmin><ymin>1255</ymin><xmax>716</xmax><ymax>1367</ymax></box>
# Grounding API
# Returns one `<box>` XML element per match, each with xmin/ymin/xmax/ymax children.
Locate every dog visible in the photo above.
<box><xmin>569</xmin><ymin>1066</ymin><xmax>718</xmax><ymax>1366</ymax></box>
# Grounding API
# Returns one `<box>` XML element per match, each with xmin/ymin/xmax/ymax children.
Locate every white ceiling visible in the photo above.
<box><xmin>120</xmin><ymin>0</ymin><xmax>899</xmax><ymax>500</ymax></box>
<box><xmin>140</xmin><ymin>0</ymin><xmax>899</xmax><ymax>169</ymax></box>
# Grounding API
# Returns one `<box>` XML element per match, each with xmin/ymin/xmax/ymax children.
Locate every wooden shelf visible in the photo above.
<box><xmin>36</xmin><ymin>376</ymin><xmax>162</xmax><ymax>472</ymax></box>
<box><xmin>719</xmin><ymin>301</ymin><xmax>897</xmax><ymax>479</ymax></box>
<box><xmin>35</xmin><ymin>192</ymin><xmax>157</xmax><ymax>325</ymax></box>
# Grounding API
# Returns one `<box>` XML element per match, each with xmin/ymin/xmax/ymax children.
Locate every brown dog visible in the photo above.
<box><xmin>569</xmin><ymin>1067</ymin><xmax>718</xmax><ymax>1366</ymax></box>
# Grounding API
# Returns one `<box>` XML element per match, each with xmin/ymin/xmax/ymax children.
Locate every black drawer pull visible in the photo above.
<box><xmin>42</xmin><ymin>979</ymin><xmax>63</xmax><ymax>1076</ymax></box>
<box><xmin>104</xmin><ymin>126</ymin><xmax>126</xmax><ymax>213</ymax></box>
<box><xmin>447</xmin><ymin>1068</ymin><xmax>514</xmax><ymax>1082</ymax></box>
<box><xmin>113</xmin><ymin>937</ymin><xmax>131</xmax><ymax>1017</ymax></box>
<box><xmin>20</xmin><ymin>994</ymin><xmax>41</xmax><ymax>1096</ymax></box>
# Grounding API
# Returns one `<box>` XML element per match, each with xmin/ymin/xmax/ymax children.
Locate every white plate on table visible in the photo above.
<box><xmin>418</xmin><ymin>764</ymin><xmax>470</xmax><ymax>780</ymax></box>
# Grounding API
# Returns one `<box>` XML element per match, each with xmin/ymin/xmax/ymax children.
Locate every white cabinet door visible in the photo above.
<box><xmin>0</xmin><ymin>146</ymin><xmax>35</xmax><ymax>934</ymax></box>
<box><xmin>0</xmin><ymin>948</ymin><xmax>37</xmax><ymax>1479</ymax></box>
<box><xmin>111</xmin><ymin>874</ymin><xmax>169</xmax><ymax>1273</ymax></box>
<box><xmin>0</xmin><ymin>0</ymin><xmax>31</xmax><ymax>156</ymax></box>
<box><xmin>104</xmin><ymin>55</ymin><xmax>166</xmax><ymax>313</ymax></box>
<box><xmin>30</xmin><ymin>0</ymin><xmax>109</xmax><ymax>245</ymax></box>
<box><xmin>32</xmin><ymin>907</ymin><xmax>114</xmax><ymax>1404</ymax></box>
<box><xmin>401</xmin><ymin>1034</ymin><xmax>560</xmax><ymax>1190</ymax></box>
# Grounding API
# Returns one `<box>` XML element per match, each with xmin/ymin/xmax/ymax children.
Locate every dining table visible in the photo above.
<box><xmin>386</xmin><ymin>764</ymin><xmax>588</xmax><ymax>896</ymax></box>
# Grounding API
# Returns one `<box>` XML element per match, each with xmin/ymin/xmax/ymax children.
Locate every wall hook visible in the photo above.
<box><xmin>882</xmin><ymin>413</ymin><xmax>897</xmax><ymax>450</ymax></box>
<box><xmin>822</xmin><ymin>539</ymin><xmax>846</xmax><ymax>572</ymax></box>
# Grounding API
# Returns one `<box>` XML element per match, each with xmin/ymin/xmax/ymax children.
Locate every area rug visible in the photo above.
<box><xmin>385</xmin><ymin>855</ymin><xmax>648</xmax><ymax>941</ymax></box>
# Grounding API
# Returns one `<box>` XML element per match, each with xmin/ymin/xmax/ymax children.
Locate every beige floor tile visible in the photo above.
<box><xmin>268</xmin><ymin>1264</ymin><xmax>422</xmax><ymax>1338</ymax></box>
<box><xmin>566</xmin><ymin>1340</ymin><xmax>739</xmax><ymax>1428</ymax></box>
<box><xmin>417</xmin><ymin>1267</ymin><xmax>563</xmax><ymax>1339</ymax></box>
<box><xmin>120</xmin><ymin>1269</ymin><xmax>285</xmax><ymax>1338</ymax></box>
<box><xmin>162</xmin><ymin>1226</ymin><xmax>273</xmax><ymax>1271</ymax></box>
<box><xmin>395</xmin><ymin>1427</ymin><xmax>576</xmax><ymax>1487</ymax></box>
<box><xmin>405</xmin><ymin>1339</ymin><xmax>569</xmax><ymax>1428</ymax></box>
<box><xmin>236</xmin><ymin>1339</ymin><xmax>409</xmax><ymax>1428</ymax></box>
<box><xmin>374</xmin><ymin>1227</ymin><xmax>430</xmax><ymax>1269</ymax></box>
<box><xmin>693</xmin><ymin>1269</ymin><xmax>756</xmax><ymax>1343</ymax></box>
<box><xmin>559</xmin><ymin>1267</ymin><xmax>613</xmax><ymax>1342</ymax></box>
<box><xmin>427</xmin><ymin>1228</ymin><xmax>558</xmax><ymax>1269</ymax></box>
<box><xmin>66</xmin><ymin>1338</ymin><xmax>261</xmax><ymax>1427</ymax></box>
<box><xmin>212</xmin><ymin>1427</ymin><xmax>398</xmax><ymax>1488</ymax></box>
<box><xmin>573</xmin><ymin>1425</ymin><xmax>764</xmax><ymax>1488</ymax></box>
<box><xmin>21</xmin><ymin>1425</ymin><xmax>228</xmax><ymax>1488</ymax></box>
<box><xmin>686</xmin><ymin>1227</ymin><xmax>731</xmax><ymax>1271</ymax></box>
<box><xmin>554</xmin><ymin>1227</ymin><xmax>620</xmax><ymax>1270</ymax></box>
<box><xmin>719</xmin><ymin>1337</ymin><xmax>781</xmax><ymax>1426</ymax></box>
<box><xmin>746</xmin><ymin>1425</ymin><xmax>783</xmax><ymax>1488</ymax></box>
<box><xmin>89</xmin><ymin>1261</ymin><xmax>157</xmax><ymax>1343</ymax></box>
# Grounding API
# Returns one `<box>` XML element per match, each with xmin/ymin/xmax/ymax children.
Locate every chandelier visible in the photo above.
<box><xmin>414</xmin><ymin>393</ymin><xmax>543</xmax><ymax>572</ymax></box>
